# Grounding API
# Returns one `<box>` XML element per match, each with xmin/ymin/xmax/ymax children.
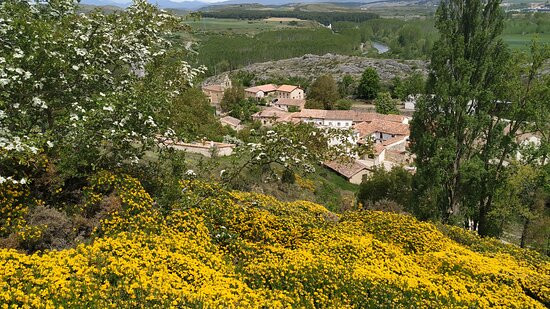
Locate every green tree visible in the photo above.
<box><xmin>391</xmin><ymin>77</ymin><xmax>406</xmax><ymax>100</ymax></box>
<box><xmin>334</xmin><ymin>98</ymin><xmax>354</xmax><ymax>110</ymax></box>
<box><xmin>304</xmin><ymin>99</ymin><xmax>324</xmax><ymax>109</ymax></box>
<box><xmin>409</xmin><ymin>0</ymin><xmax>550</xmax><ymax>236</ymax></box>
<box><xmin>357</xmin><ymin>67</ymin><xmax>380</xmax><ymax>100</ymax></box>
<box><xmin>492</xmin><ymin>164</ymin><xmax>548</xmax><ymax>249</ymax></box>
<box><xmin>308</xmin><ymin>74</ymin><xmax>340</xmax><ymax>109</ymax></box>
<box><xmin>404</xmin><ymin>72</ymin><xmax>425</xmax><ymax>98</ymax></box>
<box><xmin>338</xmin><ymin>74</ymin><xmax>356</xmax><ymax>97</ymax></box>
<box><xmin>167</xmin><ymin>89</ymin><xmax>226</xmax><ymax>142</ymax></box>
<box><xmin>357</xmin><ymin>166</ymin><xmax>412</xmax><ymax>209</ymax></box>
<box><xmin>220</xmin><ymin>86</ymin><xmax>245</xmax><ymax>112</ymax></box>
<box><xmin>374</xmin><ymin>92</ymin><xmax>399</xmax><ymax>115</ymax></box>
<box><xmin>229</xmin><ymin>98</ymin><xmax>260</xmax><ymax>121</ymax></box>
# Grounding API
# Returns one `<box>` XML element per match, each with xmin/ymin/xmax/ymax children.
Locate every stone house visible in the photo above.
<box><xmin>202</xmin><ymin>75</ymin><xmax>231</xmax><ymax>109</ymax></box>
<box><xmin>276</xmin><ymin>85</ymin><xmax>304</xmax><ymax>100</ymax></box>
<box><xmin>354</xmin><ymin>119</ymin><xmax>410</xmax><ymax>143</ymax></box>
<box><xmin>244</xmin><ymin>84</ymin><xmax>278</xmax><ymax>99</ymax></box>
<box><xmin>220</xmin><ymin>115</ymin><xmax>243</xmax><ymax>131</ymax></box>
<box><xmin>323</xmin><ymin>160</ymin><xmax>371</xmax><ymax>184</ymax></box>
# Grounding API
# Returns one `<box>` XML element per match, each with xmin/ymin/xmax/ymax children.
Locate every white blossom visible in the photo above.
<box><xmin>13</xmin><ymin>48</ymin><xmax>24</xmax><ymax>58</ymax></box>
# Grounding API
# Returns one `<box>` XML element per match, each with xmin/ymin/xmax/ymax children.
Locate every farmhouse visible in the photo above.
<box><xmin>245</xmin><ymin>84</ymin><xmax>278</xmax><ymax>99</ymax></box>
<box><xmin>276</xmin><ymin>85</ymin><xmax>305</xmax><ymax>100</ymax></box>
<box><xmin>354</xmin><ymin>119</ymin><xmax>410</xmax><ymax>143</ymax></box>
<box><xmin>324</xmin><ymin>160</ymin><xmax>371</xmax><ymax>184</ymax></box>
<box><xmin>220</xmin><ymin>115</ymin><xmax>243</xmax><ymax>131</ymax></box>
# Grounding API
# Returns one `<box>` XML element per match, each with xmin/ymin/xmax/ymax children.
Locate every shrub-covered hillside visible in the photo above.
<box><xmin>1</xmin><ymin>172</ymin><xmax>548</xmax><ymax>308</ymax></box>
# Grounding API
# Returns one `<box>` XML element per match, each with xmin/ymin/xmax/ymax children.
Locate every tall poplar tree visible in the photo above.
<box><xmin>409</xmin><ymin>0</ymin><xmax>549</xmax><ymax>236</ymax></box>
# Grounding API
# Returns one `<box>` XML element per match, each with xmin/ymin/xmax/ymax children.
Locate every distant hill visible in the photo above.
<box><xmin>80</xmin><ymin>0</ymin><xmax>211</xmax><ymax>10</ymax></box>
<box><xmin>80</xmin><ymin>0</ymin><xmax>422</xmax><ymax>11</ymax></box>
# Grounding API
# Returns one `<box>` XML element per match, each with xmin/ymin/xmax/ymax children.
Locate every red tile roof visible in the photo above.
<box><xmin>220</xmin><ymin>116</ymin><xmax>241</xmax><ymax>127</ymax></box>
<box><xmin>277</xmin><ymin>85</ymin><xmax>300</xmax><ymax>93</ymax></box>
<box><xmin>324</xmin><ymin>160</ymin><xmax>369</xmax><ymax>179</ymax></box>
<box><xmin>354</xmin><ymin>120</ymin><xmax>410</xmax><ymax>137</ymax></box>
<box><xmin>257</xmin><ymin>84</ymin><xmax>278</xmax><ymax>92</ymax></box>
<box><xmin>246</xmin><ymin>84</ymin><xmax>278</xmax><ymax>93</ymax></box>
<box><xmin>292</xmin><ymin>109</ymin><xmax>406</xmax><ymax>123</ymax></box>
<box><xmin>252</xmin><ymin>107</ymin><xmax>294</xmax><ymax>122</ymax></box>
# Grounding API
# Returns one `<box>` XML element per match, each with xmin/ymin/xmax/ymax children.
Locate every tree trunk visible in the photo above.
<box><xmin>477</xmin><ymin>195</ymin><xmax>493</xmax><ymax>237</ymax></box>
<box><xmin>520</xmin><ymin>218</ymin><xmax>530</xmax><ymax>248</ymax></box>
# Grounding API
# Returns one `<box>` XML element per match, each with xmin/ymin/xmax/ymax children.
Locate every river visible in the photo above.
<box><xmin>372</xmin><ymin>41</ymin><xmax>390</xmax><ymax>54</ymax></box>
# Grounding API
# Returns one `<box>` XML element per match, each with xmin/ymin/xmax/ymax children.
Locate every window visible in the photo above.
<box><xmin>337</xmin><ymin>122</ymin><xmax>341</xmax><ymax>126</ymax></box>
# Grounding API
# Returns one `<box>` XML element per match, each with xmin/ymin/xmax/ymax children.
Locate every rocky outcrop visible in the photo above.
<box><xmin>204</xmin><ymin>53</ymin><xmax>428</xmax><ymax>85</ymax></box>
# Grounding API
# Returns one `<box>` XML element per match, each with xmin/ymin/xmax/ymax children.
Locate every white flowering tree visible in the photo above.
<box><xmin>0</xmin><ymin>0</ymin><xmax>204</xmax><ymax>184</ymax></box>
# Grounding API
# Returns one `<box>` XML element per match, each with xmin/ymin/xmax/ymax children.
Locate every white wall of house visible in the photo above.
<box><xmin>246</xmin><ymin>90</ymin><xmax>265</xmax><ymax>99</ymax></box>
<box><xmin>290</xmin><ymin>89</ymin><xmax>304</xmax><ymax>99</ymax></box>
<box><xmin>301</xmin><ymin>118</ymin><xmax>324</xmax><ymax>126</ymax></box>
<box><xmin>277</xmin><ymin>89</ymin><xmax>304</xmax><ymax>100</ymax></box>
<box><xmin>348</xmin><ymin>170</ymin><xmax>370</xmax><ymax>184</ymax></box>
<box><xmin>323</xmin><ymin>119</ymin><xmax>353</xmax><ymax>129</ymax></box>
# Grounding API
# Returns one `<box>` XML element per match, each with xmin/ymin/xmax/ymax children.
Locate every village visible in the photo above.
<box><xmin>195</xmin><ymin>75</ymin><xmax>416</xmax><ymax>184</ymax></box>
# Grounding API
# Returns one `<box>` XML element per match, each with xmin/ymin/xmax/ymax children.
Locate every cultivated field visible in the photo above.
<box><xmin>186</xmin><ymin>17</ymin><xmax>318</xmax><ymax>35</ymax></box>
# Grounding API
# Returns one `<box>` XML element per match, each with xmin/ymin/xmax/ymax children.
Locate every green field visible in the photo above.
<box><xmin>502</xmin><ymin>33</ymin><xmax>550</xmax><ymax>50</ymax></box>
<box><xmin>186</xmin><ymin>17</ymin><xmax>319</xmax><ymax>35</ymax></box>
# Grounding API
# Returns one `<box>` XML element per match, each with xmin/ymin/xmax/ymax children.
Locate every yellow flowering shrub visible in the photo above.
<box><xmin>0</xmin><ymin>173</ymin><xmax>548</xmax><ymax>308</ymax></box>
<box><xmin>0</xmin><ymin>184</ymin><xmax>45</xmax><ymax>245</ymax></box>
<box><xmin>0</xmin><ymin>184</ymin><xmax>30</xmax><ymax>237</ymax></box>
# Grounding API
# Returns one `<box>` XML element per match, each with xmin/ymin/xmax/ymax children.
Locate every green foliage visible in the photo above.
<box><xmin>391</xmin><ymin>72</ymin><xmax>425</xmax><ymax>100</ymax></box>
<box><xmin>233</xmin><ymin>71</ymin><xmax>256</xmax><ymax>87</ymax></box>
<box><xmin>374</xmin><ymin>92</ymin><xmax>399</xmax><ymax>115</ymax></box>
<box><xmin>334</xmin><ymin>98</ymin><xmax>354</xmax><ymax>110</ymax></box>
<box><xmin>165</xmin><ymin>88</ymin><xmax>226</xmax><ymax>142</ymax></box>
<box><xmin>229</xmin><ymin>98</ymin><xmax>260</xmax><ymax>122</ymax></box>
<box><xmin>220</xmin><ymin>86</ymin><xmax>245</xmax><ymax>112</ymax></box>
<box><xmin>308</xmin><ymin>74</ymin><xmax>340</xmax><ymax>109</ymax></box>
<box><xmin>196</xmin><ymin>28</ymin><xmax>360</xmax><ymax>72</ymax></box>
<box><xmin>409</xmin><ymin>0</ymin><xmax>550</xmax><ymax>238</ymax></box>
<box><xmin>357</xmin><ymin>166</ymin><xmax>412</xmax><ymax>210</ymax></box>
<box><xmin>391</xmin><ymin>77</ymin><xmax>406</xmax><ymax>99</ymax></box>
<box><xmin>281</xmin><ymin>169</ymin><xmax>296</xmax><ymax>184</ymax></box>
<box><xmin>492</xmin><ymin>164</ymin><xmax>549</xmax><ymax>251</ymax></box>
<box><xmin>338</xmin><ymin>74</ymin><xmax>356</xmax><ymax>97</ymax></box>
<box><xmin>357</xmin><ymin>67</ymin><xmax>380</xmax><ymax>100</ymax></box>
<box><xmin>287</xmin><ymin>105</ymin><xmax>300</xmax><ymax>112</ymax></box>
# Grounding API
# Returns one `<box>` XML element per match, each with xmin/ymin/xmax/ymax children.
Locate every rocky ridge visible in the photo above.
<box><xmin>204</xmin><ymin>53</ymin><xmax>428</xmax><ymax>85</ymax></box>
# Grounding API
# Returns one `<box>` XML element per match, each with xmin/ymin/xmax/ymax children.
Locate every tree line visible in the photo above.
<box><xmin>201</xmin><ymin>9</ymin><xmax>379</xmax><ymax>26</ymax></box>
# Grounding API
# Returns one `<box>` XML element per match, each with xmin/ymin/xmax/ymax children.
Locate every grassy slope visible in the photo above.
<box><xmin>184</xmin><ymin>152</ymin><xmax>359</xmax><ymax>212</ymax></box>
<box><xmin>0</xmin><ymin>172</ymin><xmax>547</xmax><ymax>307</ymax></box>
